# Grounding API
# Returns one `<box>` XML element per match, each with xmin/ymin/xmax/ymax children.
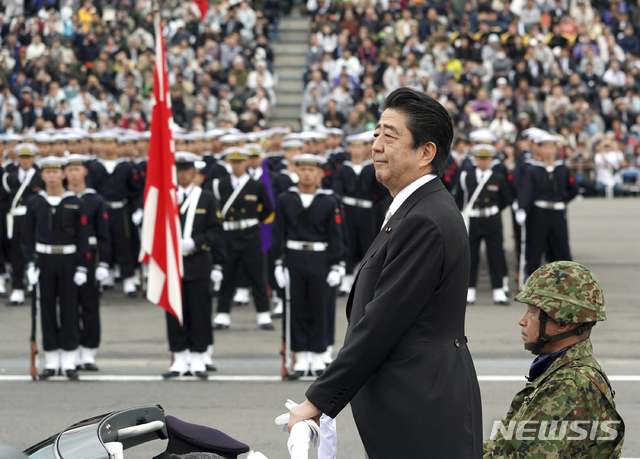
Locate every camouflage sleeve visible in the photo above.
<box><xmin>483</xmin><ymin>371</ymin><xmax>623</xmax><ymax>459</ymax></box>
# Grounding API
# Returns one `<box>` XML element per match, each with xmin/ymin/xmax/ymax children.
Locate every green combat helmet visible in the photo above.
<box><xmin>515</xmin><ymin>261</ymin><xmax>606</xmax><ymax>354</ymax></box>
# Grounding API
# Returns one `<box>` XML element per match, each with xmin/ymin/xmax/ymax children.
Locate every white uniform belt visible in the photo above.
<box><xmin>342</xmin><ymin>196</ymin><xmax>373</xmax><ymax>208</ymax></box>
<box><xmin>35</xmin><ymin>243</ymin><xmax>77</xmax><ymax>255</ymax></box>
<box><xmin>105</xmin><ymin>199</ymin><xmax>127</xmax><ymax>209</ymax></box>
<box><xmin>88</xmin><ymin>236</ymin><xmax>97</xmax><ymax>246</ymax></box>
<box><xmin>286</xmin><ymin>240</ymin><xmax>328</xmax><ymax>251</ymax></box>
<box><xmin>223</xmin><ymin>218</ymin><xmax>259</xmax><ymax>231</ymax></box>
<box><xmin>12</xmin><ymin>206</ymin><xmax>27</xmax><ymax>216</ymax></box>
<box><xmin>468</xmin><ymin>205</ymin><xmax>499</xmax><ymax>218</ymax></box>
<box><xmin>534</xmin><ymin>200</ymin><xmax>566</xmax><ymax>210</ymax></box>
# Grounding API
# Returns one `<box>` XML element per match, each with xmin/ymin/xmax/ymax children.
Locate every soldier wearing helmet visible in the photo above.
<box><xmin>484</xmin><ymin>261</ymin><xmax>625</xmax><ymax>458</ymax></box>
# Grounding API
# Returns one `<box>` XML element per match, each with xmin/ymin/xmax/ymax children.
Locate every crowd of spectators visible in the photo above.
<box><xmin>301</xmin><ymin>0</ymin><xmax>640</xmax><ymax>195</ymax></box>
<box><xmin>0</xmin><ymin>0</ymin><xmax>283</xmax><ymax>136</ymax></box>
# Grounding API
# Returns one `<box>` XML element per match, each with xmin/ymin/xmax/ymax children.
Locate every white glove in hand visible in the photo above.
<box><xmin>180</xmin><ymin>238</ymin><xmax>196</xmax><ymax>253</ymax></box>
<box><xmin>27</xmin><ymin>263</ymin><xmax>40</xmax><ymax>285</ymax></box>
<box><xmin>326</xmin><ymin>270</ymin><xmax>341</xmax><ymax>287</ymax></box>
<box><xmin>95</xmin><ymin>266</ymin><xmax>110</xmax><ymax>282</ymax></box>
<box><xmin>210</xmin><ymin>268</ymin><xmax>223</xmax><ymax>283</ymax></box>
<box><xmin>131</xmin><ymin>208</ymin><xmax>143</xmax><ymax>226</ymax></box>
<box><xmin>74</xmin><ymin>270</ymin><xmax>88</xmax><ymax>286</ymax></box>
<box><xmin>515</xmin><ymin>209</ymin><xmax>527</xmax><ymax>226</ymax></box>
<box><xmin>275</xmin><ymin>400</ymin><xmax>320</xmax><ymax>448</ymax></box>
<box><xmin>246</xmin><ymin>452</ymin><xmax>269</xmax><ymax>459</ymax></box>
<box><xmin>274</xmin><ymin>265</ymin><xmax>290</xmax><ymax>289</ymax></box>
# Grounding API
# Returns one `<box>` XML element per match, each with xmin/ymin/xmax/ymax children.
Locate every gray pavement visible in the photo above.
<box><xmin>0</xmin><ymin>197</ymin><xmax>639</xmax><ymax>457</ymax></box>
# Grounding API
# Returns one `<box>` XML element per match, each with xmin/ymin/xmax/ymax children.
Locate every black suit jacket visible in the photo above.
<box><xmin>306</xmin><ymin>178</ymin><xmax>483</xmax><ymax>459</ymax></box>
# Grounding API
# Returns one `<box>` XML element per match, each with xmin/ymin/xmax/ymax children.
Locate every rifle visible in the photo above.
<box><xmin>518</xmin><ymin>220</ymin><xmax>527</xmax><ymax>290</ymax></box>
<box><xmin>29</xmin><ymin>283</ymin><xmax>39</xmax><ymax>380</ymax></box>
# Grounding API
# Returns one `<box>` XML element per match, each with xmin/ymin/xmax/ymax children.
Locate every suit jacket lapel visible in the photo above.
<box><xmin>346</xmin><ymin>178</ymin><xmax>446</xmax><ymax>320</ymax></box>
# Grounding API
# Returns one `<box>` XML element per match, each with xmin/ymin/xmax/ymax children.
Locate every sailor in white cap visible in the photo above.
<box><xmin>23</xmin><ymin>156</ymin><xmax>91</xmax><ymax>380</ymax></box>
<box><xmin>272</xmin><ymin>154</ymin><xmax>345</xmax><ymax>378</ymax></box>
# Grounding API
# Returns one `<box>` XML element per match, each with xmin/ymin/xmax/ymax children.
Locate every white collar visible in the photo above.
<box><xmin>178</xmin><ymin>183</ymin><xmax>194</xmax><ymax>195</ymax></box>
<box><xmin>387</xmin><ymin>174</ymin><xmax>437</xmax><ymax>217</ymax></box>
<box><xmin>77</xmin><ymin>187</ymin><xmax>96</xmax><ymax>197</ymax></box>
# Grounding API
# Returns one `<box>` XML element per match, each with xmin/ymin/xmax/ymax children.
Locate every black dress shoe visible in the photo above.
<box><xmin>76</xmin><ymin>364</ymin><xmax>84</xmax><ymax>371</ymax></box>
<box><xmin>271</xmin><ymin>312</ymin><xmax>282</xmax><ymax>319</ymax></box>
<box><xmin>205</xmin><ymin>364</ymin><xmax>217</xmax><ymax>372</ymax></box>
<box><xmin>0</xmin><ymin>292</ymin><xmax>7</xmax><ymax>298</ymax></box>
<box><xmin>65</xmin><ymin>369</ymin><xmax>79</xmax><ymax>380</ymax></box>
<box><xmin>162</xmin><ymin>370</ymin><xmax>181</xmax><ymax>378</ymax></box>
<box><xmin>125</xmin><ymin>292</ymin><xmax>138</xmax><ymax>298</ymax></box>
<box><xmin>83</xmin><ymin>363</ymin><xmax>99</xmax><ymax>371</ymax></box>
<box><xmin>494</xmin><ymin>300</ymin><xmax>509</xmax><ymax>306</ymax></box>
<box><xmin>287</xmin><ymin>370</ymin><xmax>307</xmax><ymax>380</ymax></box>
<box><xmin>213</xmin><ymin>323</ymin><xmax>229</xmax><ymax>330</ymax></box>
<box><xmin>194</xmin><ymin>371</ymin><xmax>209</xmax><ymax>379</ymax></box>
<box><xmin>259</xmin><ymin>322</ymin><xmax>275</xmax><ymax>330</ymax></box>
<box><xmin>38</xmin><ymin>369</ymin><xmax>56</xmax><ymax>379</ymax></box>
<box><xmin>312</xmin><ymin>369</ymin><xmax>324</xmax><ymax>377</ymax></box>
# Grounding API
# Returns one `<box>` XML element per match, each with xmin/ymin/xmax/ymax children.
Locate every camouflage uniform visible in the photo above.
<box><xmin>484</xmin><ymin>262</ymin><xmax>625</xmax><ymax>458</ymax></box>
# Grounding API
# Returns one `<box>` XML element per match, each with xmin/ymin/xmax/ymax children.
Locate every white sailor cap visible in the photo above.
<box><xmin>293</xmin><ymin>154</ymin><xmax>327</xmax><ymax>167</ymax></box>
<box><xmin>469</xmin><ymin>128</ymin><xmax>498</xmax><ymax>144</ymax></box>
<box><xmin>205</xmin><ymin>128</ymin><xmax>226</xmax><ymax>140</ymax></box>
<box><xmin>521</xmin><ymin>128</ymin><xmax>546</xmax><ymax>140</ymax></box>
<box><xmin>284</xmin><ymin>133</ymin><xmax>304</xmax><ymax>142</ymax></box>
<box><xmin>91</xmin><ymin>131</ymin><xmax>118</xmax><ymax>142</ymax></box>
<box><xmin>220</xmin><ymin>133</ymin><xmax>243</xmax><ymax>144</ymax></box>
<box><xmin>175</xmin><ymin>151</ymin><xmax>201</xmax><ymax>168</ymax></box>
<box><xmin>328</xmin><ymin>128</ymin><xmax>344</xmax><ymax>137</ymax></box>
<box><xmin>471</xmin><ymin>144</ymin><xmax>497</xmax><ymax>157</ymax></box>
<box><xmin>4</xmin><ymin>133</ymin><xmax>23</xmax><ymax>143</ymax></box>
<box><xmin>187</xmin><ymin>131</ymin><xmax>206</xmax><ymax>141</ymax></box>
<box><xmin>534</xmin><ymin>133</ymin><xmax>560</xmax><ymax>145</ymax></box>
<box><xmin>14</xmin><ymin>143</ymin><xmax>39</xmax><ymax>156</ymax></box>
<box><xmin>268</xmin><ymin>127</ymin><xmax>289</xmax><ymax>136</ymax></box>
<box><xmin>245</xmin><ymin>143</ymin><xmax>265</xmax><ymax>157</ymax></box>
<box><xmin>245</xmin><ymin>131</ymin><xmax>267</xmax><ymax>142</ymax></box>
<box><xmin>346</xmin><ymin>131</ymin><xmax>374</xmax><ymax>145</ymax></box>
<box><xmin>34</xmin><ymin>132</ymin><xmax>53</xmax><ymax>144</ymax></box>
<box><xmin>220</xmin><ymin>147</ymin><xmax>250</xmax><ymax>161</ymax></box>
<box><xmin>38</xmin><ymin>156</ymin><xmax>68</xmax><ymax>169</ymax></box>
<box><xmin>282</xmin><ymin>139</ymin><xmax>304</xmax><ymax>150</ymax></box>
<box><xmin>66</xmin><ymin>154</ymin><xmax>91</xmax><ymax>166</ymax></box>
<box><xmin>139</xmin><ymin>131</ymin><xmax>151</xmax><ymax>140</ymax></box>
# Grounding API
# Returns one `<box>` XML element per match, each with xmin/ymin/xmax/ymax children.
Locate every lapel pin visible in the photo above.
<box><xmin>385</xmin><ymin>227</ymin><xmax>392</xmax><ymax>233</ymax></box>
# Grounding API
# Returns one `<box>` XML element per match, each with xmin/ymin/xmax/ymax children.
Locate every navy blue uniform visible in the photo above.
<box><xmin>87</xmin><ymin>158</ymin><xmax>142</xmax><ymax>279</ymax></box>
<box><xmin>168</xmin><ymin>188</ymin><xmax>225</xmax><ymax>353</ymax></box>
<box><xmin>455</xmin><ymin>168</ymin><xmax>513</xmax><ymax>290</ymax></box>
<box><xmin>331</xmin><ymin>160</ymin><xmax>386</xmax><ymax>271</ymax></box>
<box><xmin>22</xmin><ymin>191</ymin><xmax>91</xmax><ymax>352</ymax></box>
<box><xmin>213</xmin><ymin>174</ymin><xmax>274</xmax><ymax>315</ymax></box>
<box><xmin>76</xmin><ymin>188</ymin><xmax>111</xmax><ymax>350</ymax></box>
<box><xmin>518</xmin><ymin>161</ymin><xmax>579</xmax><ymax>276</ymax></box>
<box><xmin>272</xmin><ymin>187</ymin><xmax>344</xmax><ymax>352</ymax></box>
<box><xmin>2</xmin><ymin>167</ymin><xmax>44</xmax><ymax>292</ymax></box>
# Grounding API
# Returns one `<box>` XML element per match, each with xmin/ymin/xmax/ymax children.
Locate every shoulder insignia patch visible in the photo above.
<box><xmin>64</xmin><ymin>204</ymin><xmax>79</xmax><ymax>209</ymax></box>
<box><xmin>244</xmin><ymin>194</ymin><xmax>257</xmax><ymax>201</ymax></box>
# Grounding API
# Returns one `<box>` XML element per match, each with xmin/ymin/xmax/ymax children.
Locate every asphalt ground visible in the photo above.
<box><xmin>0</xmin><ymin>197</ymin><xmax>639</xmax><ymax>458</ymax></box>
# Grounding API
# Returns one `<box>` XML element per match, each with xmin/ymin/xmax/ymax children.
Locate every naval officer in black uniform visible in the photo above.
<box><xmin>163</xmin><ymin>152</ymin><xmax>226</xmax><ymax>379</ymax></box>
<box><xmin>2</xmin><ymin>143</ymin><xmax>44</xmax><ymax>305</ymax></box>
<box><xmin>65</xmin><ymin>154</ymin><xmax>111</xmax><ymax>371</ymax></box>
<box><xmin>272</xmin><ymin>154</ymin><xmax>345</xmax><ymax>379</ymax></box>
<box><xmin>455</xmin><ymin>144</ymin><xmax>512</xmax><ymax>305</ymax></box>
<box><xmin>22</xmin><ymin>156</ymin><xmax>91</xmax><ymax>380</ymax></box>
<box><xmin>212</xmin><ymin>147</ymin><xmax>275</xmax><ymax>330</ymax></box>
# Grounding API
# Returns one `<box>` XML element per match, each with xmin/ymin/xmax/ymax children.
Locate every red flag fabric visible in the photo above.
<box><xmin>139</xmin><ymin>14</ymin><xmax>183</xmax><ymax>324</ymax></box>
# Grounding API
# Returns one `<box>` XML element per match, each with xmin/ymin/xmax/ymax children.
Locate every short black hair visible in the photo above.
<box><xmin>379</xmin><ymin>87</ymin><xmax>453</xmax><ymax>177</ymax></box>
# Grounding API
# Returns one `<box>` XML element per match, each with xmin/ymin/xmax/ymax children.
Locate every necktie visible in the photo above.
<box><xmin>381</xmin><ymin>208</ymin><xmax>393</xmax><ymax>230</ymax></box>
<box><xmin>178</xmin><ymin>190</ymin><xmax>185</xmax><ymax>205</ymax></box>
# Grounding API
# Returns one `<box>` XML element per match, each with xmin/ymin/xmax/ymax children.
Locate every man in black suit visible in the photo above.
<box><xmin>163</xmin><ymin>152</ymin><xmax>225</xmax><ymax>379</ymax></box>
<box><xmin>288</xmin><ymin>88</ymin><xmax>483</xmax><ymax>458</ymax></box>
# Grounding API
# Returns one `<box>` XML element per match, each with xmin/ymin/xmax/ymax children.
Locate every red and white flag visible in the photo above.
<box><xmin>139</xmin><ymin>14</ymin><xmax>183</xmax><ymax>324</ymax></box>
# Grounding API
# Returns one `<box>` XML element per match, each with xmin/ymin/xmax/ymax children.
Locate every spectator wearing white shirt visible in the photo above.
<box><xmin>316</xmin><ymin>24</ymin><xmax>338</xmax><ymax>54</ymax></box>
<box><xmin>602</xmin><ymin>60</ymin><xmax>626</xmax><ymax>87</ymax></box>
<box><xmin>25</xmin><ymin>34</ymin><xmax>46</xmax><ymax>61</ymax></box>
<box><xmin>520</xmin><ymin>0</ymin><xmax>541</xmax><ymax>31</ymax></box>
<box><xmin>332</xmin><ymin>48</ymin><xmax>361</xmax><ymax>80</ymax></box>
<box><xmin>594</xmin><ymin>139</ymin><xmax>627</xmax><ymax>196</ymax></box>
<box><xmin>383</xmin><ymin>56</ymin><xmax>404</xmax><ymax>92</ymax></box>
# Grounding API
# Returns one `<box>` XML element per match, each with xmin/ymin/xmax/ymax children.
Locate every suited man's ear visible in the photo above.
<box><xmin>418</xmin><ymin>141</ymin><xmax>437</xmax><ymax>174</ymax></box>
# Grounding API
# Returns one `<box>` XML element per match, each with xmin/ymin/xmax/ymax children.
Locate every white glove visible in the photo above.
<box><xmin>74</xmin><ymin>270</ymin><xmax>88</xmax><ymax>286</ymax></box>
<box><xmin>511</xmin><ymin>201</ymin><xmax>519</xmax><ymax>212</ymax></box>
<box><xmin>275</xmin><ymin>400</ymin><xmax>320</xmax><ymax>448</ymax></box>
<box><xmin>515</xmin><ymin>209</ymin><xmax>527</xmax><ymax>226</ymax></box>
<box><xmin>335</xmin><ymin>264</ymin><xmax>346</xmax><ymax>278</ymax></box>
<box><xmin>274</xmin><ymin>264</ymin><xmax>290</xmax><ymax>289</ymax></box>
<box><xmin>326</xmin><ymin>269</ymin><xmax>341</xmax><ymax>287</ymax></box>
<box><xmin>181</xmin><ymin>238</ymin><xmax>196</xmax><ymax>253</ymax></box>
<box><xmin>247</xmin><ymin>452</ymin><xmax>269</xmax><ymax>459</ymax></box>
<box><xmin>210</xmin><ymin>267</ymin><xmax>223</xmax><ymax>283</ymax></box>
<box><xmin>95</xmin><ymin>263</ymin><xmax>109</xmax><ymax>282</ymax></box>
<box><xmin>27</xmin><ymin>263</ymin><xmax>40</xmax><ymax>285</ymax></box>
<box><xmin>131</xmin><ymin>208</ymin><xmax>143</xmax><ymax>226</ymax></box>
